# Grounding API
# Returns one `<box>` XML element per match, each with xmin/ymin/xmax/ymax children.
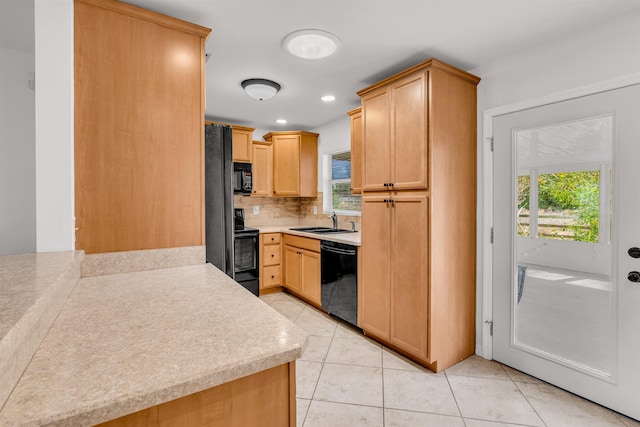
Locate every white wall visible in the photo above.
<box><xmin>34</xmin><ymin>0</ymin><xmax>74</xmax><ymax>252</ymax></box>
<box><xmin>311</xmin><ymin>115</ymin><xmax>351</xmax><ymax>192</ymax></box>
<box><xmin>0</xmin><ymin>46</ymin><xmax>36</xmax><ymax>255</ymax></box>
<box><xmin>471</xmin><ymin>10</ymin><xmax>640</xmax><ymax>356</ymax></box>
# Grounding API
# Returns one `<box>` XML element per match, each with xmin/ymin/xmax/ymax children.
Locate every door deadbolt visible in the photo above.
<box><xmin>628</xmin><ymin>271</ymin><xmax>640</xmax><ymax>283</ymax></box>
<box><xmin>628</xmin><ymin>247</ymin><xmax>640</xmax><ymax>258</ymax></box>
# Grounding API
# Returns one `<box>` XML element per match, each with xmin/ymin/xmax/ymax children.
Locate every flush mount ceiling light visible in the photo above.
<box><xmin>276</xmin><ymin>119</ymin><xmax>288</xmax><ymax>124</ymax></box>
<box><xmin>241</xmin><ymin>79</ymin><xmax>281</xmax><ymax>101</ymax></box>
<box><xmin>283</xmin><ymin>29</ymin><xmax>341</xmax><ymax>60</ymax></box>
<box><xmin>321</xmin><ymin>95</ymin><xmax>336</xmax><ymax>102</ymax></box>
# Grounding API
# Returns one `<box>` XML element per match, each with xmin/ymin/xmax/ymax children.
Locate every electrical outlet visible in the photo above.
<box><xmin>313</xmin><ymin>206</ymin><xmax>318</xmax><ymax>215</ymax></box>
<box><xmin>253</xmin><ymin>206</ymin><xmax>259</xmax><ymax>215</ymax></box>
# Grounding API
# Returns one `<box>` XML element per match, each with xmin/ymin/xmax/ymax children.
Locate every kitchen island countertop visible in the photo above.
<box><xmin>0</xmin><ymin>263</ymin><xmax>306</xmax><ymax>426</ymax></box>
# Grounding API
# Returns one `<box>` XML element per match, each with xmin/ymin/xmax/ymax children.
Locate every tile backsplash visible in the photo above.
<box><xmin>234</xmin><ymin>192</ymin><xmax>361</xmax><ymax>231</ymax></box>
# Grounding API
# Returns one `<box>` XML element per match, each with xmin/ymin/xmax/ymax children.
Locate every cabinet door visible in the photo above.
<box><xmin>389</xmin><ymin>192</ymin><xmax>429</xmax><ymax>359</ymax></box>
<box><xmin>360</xmin><ymin>195</ymin><xmax>391</xmax><ymax>338</ymax></box>
<box><xmin>392</xmin><ymin>73</ymin><xmax>428</xmax><ymax>190</ymax></box>
<box><xmin>349</xmin><ymin>108</ymin><xmax>363</xmax><ymax>194</ymax></box>
<box><xmin>232</xmin><ymin>128</ymin><xmax>253</xmax><ymax>162</ymax></box>
<box><xmin>272</xmin><ymin>135</ymin><xmax>301</xmax><ymax>196</ymax></box>
<box><xmin>252</xmin><ymin>142</ymin><xmax>272</xmax><ymax>196</ymax></box>
<box><xmin>300</xmin><ymin>249</ymin><xmax>321</xmax><ymax>306</ymax></box>
<box><xmin>283</xmin><ymin>244</ymin><xmax>301</xmax><ymax>293</ymax></box>
<box><xmin>362</xmin><ymin>89</ymin><xmax>391</xmax><ymax>191</ymax></box>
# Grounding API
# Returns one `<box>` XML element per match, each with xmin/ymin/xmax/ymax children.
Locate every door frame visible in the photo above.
<box><xmin>479</xmin><ymin>72</ymin><xmax>640</xmax><ymax>360</ymax></box>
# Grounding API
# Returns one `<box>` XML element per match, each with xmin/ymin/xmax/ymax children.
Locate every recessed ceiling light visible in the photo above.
<box><xmin>276</xmin><ymin>119</ymin><xmax>287</xmax><ymax>124</ymax></box>
<box><xmin>283</xmin><ymin>29</ymin><xmax>341</xmax><ymax>60</ymax></box>
<box><xmin>321</xmin><ymin>95</ymin><xmax>336</xmax><ymax>102</ymax></box>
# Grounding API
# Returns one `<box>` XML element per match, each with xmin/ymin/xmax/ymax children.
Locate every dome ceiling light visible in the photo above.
<box><xmin>283</xmin><ymin>29</ymin><xmax>341</xmax><ymax>60</ymax></box>
<box><xmin>241</xmin><ymin>78</ymin><xmax>281</xmax><ymax>101</ymax></box>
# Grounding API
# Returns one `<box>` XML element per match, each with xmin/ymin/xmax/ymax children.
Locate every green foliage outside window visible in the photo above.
<box><xmin>518</xmin><ymin>171</ymin><xmax>601</xmax><ymax>243</ymax></box>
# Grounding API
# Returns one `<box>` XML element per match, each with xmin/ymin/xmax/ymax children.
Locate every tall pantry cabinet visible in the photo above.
<box><xmin>357</xmin><ymin>59</ymin><xmax>480</xmax><ymax>372</ymax></box>
<box><xmin>74</xmin><ymin>0</ymin><xmax>210</xmax><ymax>254</ymax></box>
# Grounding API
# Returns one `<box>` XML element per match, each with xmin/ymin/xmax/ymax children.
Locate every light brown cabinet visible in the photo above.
<box><xmin>360</xmin><ymin>193</ymin><xmax>429</xmax><ymax>358</ymax></box>
<box><xmin>347</xmin><ymin>107</ymin><xmax>363</xmax><ymax>194</ymax></box>
<box><xmin>74</xmin><ymin>0</ymin><xmax>210</xmax><ymax>254</ymax></box>
<box><xmin>232</xmin><ymin>126</ymin><xmax>255</xmax><ymax>163</ymax></box>
<box><xmin>263</xmin><ymin>131</ymin><xmax>318</xmax><ymax>197</ymax></box>
<box><xmin>358</xmin><ymin>59</ymin><xmax>480</xmax><ymax>372</ymax></box>
<box><xmin>259</xmin><ymin>233</ymin><xmax>282</xmax><ymax>291</ymax></box>
<box><xmin>282</xmin><ymin>235</ymin><xmax>321</xmax><ymax>307</ymax></box>
<box><xmin>361</xmin><ymin>71</ymin><xmax>428</xmax><ymax>192</ymax></box>
<box><xmin>251</xmin><ymin>141</ymin><xmax>273</xmax><ymax>197</ymax></box>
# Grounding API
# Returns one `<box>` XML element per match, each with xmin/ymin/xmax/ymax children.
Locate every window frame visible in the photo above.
<box><xmin>322</xmin><ymin>150</ymin><xmax>361</xmax><ymax>216</ymax></box>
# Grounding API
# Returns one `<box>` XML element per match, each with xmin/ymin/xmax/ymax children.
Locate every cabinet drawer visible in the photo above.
<box><xmin>263</xmin><ymin>265</ymin><xmax>281</xmax><ymax>287</ymax></box>
<box><xmin>263</xmin><ymin>244</ymin><xmax>281</xmax><ymax>266</ymax></box>
<box><xmin>283</xmin><ymin>234</ymin><xmax>320</xmax><ymax>253</ymax></box>
<box><xmin>262</xmin><ymin>233</ymin><xmax>281</xmax><ymax>244</ymax></box>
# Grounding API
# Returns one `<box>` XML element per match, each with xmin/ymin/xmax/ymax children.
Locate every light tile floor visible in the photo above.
<box><xmin>260</xmin><ymin>292</ymin><xmax>640</xmax><ymax>427</ymax></box>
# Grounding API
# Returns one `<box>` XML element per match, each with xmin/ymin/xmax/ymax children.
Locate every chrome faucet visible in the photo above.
<box><xmin>329</xmin><ymin>211</ymin><xmax>338</xmax><ymax>230</ymax></box>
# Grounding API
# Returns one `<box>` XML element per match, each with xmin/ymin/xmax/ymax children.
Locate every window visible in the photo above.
<box><xmin>323</xmin><ymin>151</ymin><xmax>361</xmax><ymax>215</ymax></box>
<box><xmin>515</xmin><ymin>115</ymin><xmax>612</xmax><ymax>244</ymax></box>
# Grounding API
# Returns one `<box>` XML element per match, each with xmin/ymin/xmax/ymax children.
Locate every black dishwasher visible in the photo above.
<box><xmin>320</xmin><ymin>240</ymin><xmax>359</xmax><ymax>329</ymax></box>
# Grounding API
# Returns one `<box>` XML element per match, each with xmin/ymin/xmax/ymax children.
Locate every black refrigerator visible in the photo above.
<box><xmin>205</xmin><ymin>124</ymin><xmax>235</xmax><ymax>278</ymax></box>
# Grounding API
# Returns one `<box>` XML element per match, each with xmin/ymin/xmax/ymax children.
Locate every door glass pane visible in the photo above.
<box><xmin>537</xmin><ymin>170</ymin><xmax>600</xmax><ymax>242</ymax></box>
<box><xmin>514</xmin><ymin>115</ymin><xmax>613</xmax><ymax>375</ymax></box>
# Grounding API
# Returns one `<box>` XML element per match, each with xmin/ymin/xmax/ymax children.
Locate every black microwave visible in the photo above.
<box><xmin>233</xmin><ymin>162</ymin><xmax>252</xmax><ymax>194</ymax></box>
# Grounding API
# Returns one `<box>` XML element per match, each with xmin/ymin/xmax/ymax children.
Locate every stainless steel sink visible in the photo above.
<box><xmin>289</xmin><ymin>227</ymin><xmax>356</xmax><ymax>234</ymax></box>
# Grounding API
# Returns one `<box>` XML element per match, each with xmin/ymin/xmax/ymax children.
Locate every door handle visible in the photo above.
<box><xmin>628</xmin><ymin>271</ymin><xmax>640</xmax><ymax>283</ymax></box>
<box><xmin>628</xmin><ymin>247</ymin><xmax>640</xmax><ymax>258</ymax></box>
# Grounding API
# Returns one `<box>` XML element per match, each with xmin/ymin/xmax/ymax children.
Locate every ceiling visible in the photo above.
<box><xmin>3</xmin><ymin>0</ymin><xmax>639</xmax><ymax>132</ymax></box>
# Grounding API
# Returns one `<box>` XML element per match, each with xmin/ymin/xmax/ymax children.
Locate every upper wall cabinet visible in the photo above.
<box><xmin>359</xmin><ymin>72</ymin><xmax>427</xmax><ymax>191</ymax></box>
<box><xmin>231</xmin><ymin>125</ymin><xmax>255</xmax><ymax>163</ymax></box>
<box><xmin>263</xmin><ymin>131</ymin><xmax>319</xmax><ymax>197</ymax></box>
<box><xmin>347</xmin><ymin>107</ymin><xmax>363</xmax><ymax>195</ymax></box>
<box><xmin>74</xmin><ymin>0</ymin><xmax>210</xmax><ymax>254</ymax></box>
<box><xmin>252</xmin><ymin>140</ymin><xmax>273</xmax><ymax>197</ymax></box>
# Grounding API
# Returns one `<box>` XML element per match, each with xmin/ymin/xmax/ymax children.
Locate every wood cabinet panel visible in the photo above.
<box><xmin>392</xmin><ymin>73</ymin><xmax>428</xmax><ymax>190</ymax></box>
<box><xmin>98</xmin><ymin>362</ymin><xmax>295</xmax><ymax>427</ymax></box>
<box><xmin>390</xmin><ymin>193</ymin><xmax>429</xmax><ymax>358</ymax></box>
<box><xmin>357</xmin><ymin>58</ymin><xmax>480</xmax><ymax>372</ymax></box>
<box><xmin>263</xmin><ymin>244</ymin><xmax>281</xmax><ymax>266</ymax></box>
<box><xmin>74</xmin><ymin>0</ymin><xmax>210</xmax><ymax>254</ymax></box>
<box><xmin>252</xmin><ymin>141</ymin><xmax>272</xmax><ymax>196</ymax></box>
<box><xmin>362</xmin><ymin>89</ymin><xmax>390</xmax><ymax>191</ymax></box>
<box><xmin>263</xmin><ymin>265</ymin><xmax>281</xmax><ymax>287</ymax></box>
<box><xmin>360</xmin><ymin>195</ymin><xmax>391</xmax><ymax>338</ymax></box>
<box><xmin>283</xmin><ymin>235</ymin><xmax>321</xmax><ymax>307</ymax></box>
<box><xmin>263</xmin><ymin>233</ymin><xmax>281</xmax><ymax>244</ymax></box>
<box><xmin>265</xmin><ymin>131</ymin><xmax>318</xmax><ymax>197</ymax></box>
<box><xmin>259</xmin><ymin>233</ymin><xmax>282</xmax><ymax>291</ymax></box>
<box><xmin>348</xmin><ymin>107</ymin><xmax>363</xmax><ymax>194</ymax></box>
<box><xmin>272</xmin><ymin>134</ymin><xmax>300</xmax><ymax>197</ymax></box>
<box><xmin>283</xmin><ymin>245</ymin><xmax>302</xmax><ymax>293</ymax></box>
<box><xmin>300</xmin><ymin>249</ymin><xmax>321</xmax><ymax>306</ymax></box>
<box><xmin>231</xmin><ymin>126</ymin><xmax>254</xmax><ymax>163</ymax></box>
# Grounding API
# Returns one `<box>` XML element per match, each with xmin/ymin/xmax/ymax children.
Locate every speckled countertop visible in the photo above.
<box><xmin>0</xmin><ymin>263</ymin><xmax>307</xmax><ymax>426</ymax></box>
<box><xmin>255</xmin><ymin>226</ymin><xmax>361</xmax><ymax>246</ymax></box>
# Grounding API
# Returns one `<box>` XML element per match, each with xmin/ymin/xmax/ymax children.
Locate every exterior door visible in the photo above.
<box><xmin>493</xmin><ymin>84</ymin><xmax>640</xmax><ymax>419</ymax></box>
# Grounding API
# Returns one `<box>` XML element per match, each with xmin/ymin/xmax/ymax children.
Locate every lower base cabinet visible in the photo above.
<box><xmin>283</xmin><ymin>235</ymin><xmax>321</xmax><ymax>307</ymax></box>
<box><xmin>361</xmin><ymin>192</ymin><xmax>430</xmax><ymax>364</ymax></box>
<box><xmin>97</xmin><ymin>362</ymin><xmax>296</xmax><ymax>427</ymax></box>
<box><xmin>260</xmin><ymin>233</ymin><xmax>282</xmax><ymax>291</ymax></box>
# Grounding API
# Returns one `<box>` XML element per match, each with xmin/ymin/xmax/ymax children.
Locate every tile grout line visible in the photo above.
<box><xmin>443</xmin><ymin>370</ymin><xmax>467</xmax><ymax>426</ymax></box>
<box><xmin>510</xmin><ymin>372</ymin><xmax>549</xmax><ymax>427</ymax></box>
